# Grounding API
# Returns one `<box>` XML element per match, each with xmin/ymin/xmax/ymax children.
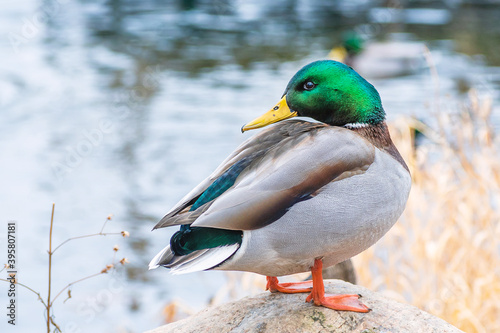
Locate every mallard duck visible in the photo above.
<box><xmin>149</xmin><ymin>60</ymin><xmax>411</xmax><ymax>312</ymax></box>
<box><xmin>329</xmin><ymin>31</ymin><xmax>426</xmax><ymax>78</ymax></box>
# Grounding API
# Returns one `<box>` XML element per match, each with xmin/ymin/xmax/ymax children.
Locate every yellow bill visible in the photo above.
<box><xmin>328</xmin><ymin>46</ymin><xmax>348</xmax><ymax>63</ymax></box>
<box><xmin>241</xmin><ymin>96</ymin><xmax>297</xmax><ymax>132</ymax></box>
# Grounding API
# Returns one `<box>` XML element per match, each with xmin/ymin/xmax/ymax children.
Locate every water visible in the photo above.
<box><xmin>1</xmin><ymin>0</ymin><xmax>499</xmax><ymax>332</ymax></box>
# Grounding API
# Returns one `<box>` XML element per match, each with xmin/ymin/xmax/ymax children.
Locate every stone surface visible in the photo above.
<box><xmin>146</xmin><ymin>280</ymin><xmax>463</xmax><ymax>333</ymax></box>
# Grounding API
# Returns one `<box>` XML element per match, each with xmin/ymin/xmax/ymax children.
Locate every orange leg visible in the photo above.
<box><xmin>305</xmin><ymin>258</ymin><xmax>370</xmax><ymax>312</ymax></box>
<box><xmin>266</xmin><ymin>276</ymin><xmax>313</xmax><ymax>293</ymax></box>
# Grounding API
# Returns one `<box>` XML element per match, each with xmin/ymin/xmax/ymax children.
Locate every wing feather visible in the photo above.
<box><xmin>192</xmin><ymin>125</ymin><xmax>375</xmax><ymax>230</ymax></box>
<box><xmin>156</xmin><ymin>120</ymin><xmax>374</xmax><ymax>232</ymax></box>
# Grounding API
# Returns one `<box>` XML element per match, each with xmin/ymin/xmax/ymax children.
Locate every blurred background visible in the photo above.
<box><xmin>1</xmin><ymin>0</ymin><xmax>499</xmax><ymax>332</ymax></box>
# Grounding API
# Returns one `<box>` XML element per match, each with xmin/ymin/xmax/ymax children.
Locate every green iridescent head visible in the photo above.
<box><xmin>284</xmin><ymin>60</ymin><xmax>384</xmax><ymax>126</ymax></box>
<box><xmin>242</xmin><ymin>60</ymin><xmax>385</xmax><ymax>132</ymax></box>
<box><xmin>342</xmin><ymin>31</ymin><xmax>364</xmax><ymax>55</ymax></box>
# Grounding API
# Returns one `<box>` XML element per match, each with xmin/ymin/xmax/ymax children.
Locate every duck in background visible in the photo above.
<box><xmin>330</xmin><ymin>31</ymin><xmax>427</xmax><ymax>79</ymax></box>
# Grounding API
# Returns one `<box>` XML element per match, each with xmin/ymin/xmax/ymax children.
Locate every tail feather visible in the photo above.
<box><xmin>148</xmin><ymin>244</ymin><xmax>239</xmax><ymax>274</ymax></box>
<box><xmin>148</xmin><ymin>244</ymin><xmax>175</xmax><ymax>270</ymax></box>
<box><xmin>166</xmin><ymin>249</ymin><xmax>210</xmax><ymax>268</ymax></box>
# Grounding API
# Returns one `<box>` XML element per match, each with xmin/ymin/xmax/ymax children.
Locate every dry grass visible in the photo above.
<box><xmin>355</xmin><ymin>91</ymin><xmax>500</xmax><ymax>333</ymax></box>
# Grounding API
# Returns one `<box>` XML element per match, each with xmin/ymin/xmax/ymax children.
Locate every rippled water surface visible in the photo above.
<box><xmin>1</xmin><ymin>0</ymin><xmax>500</xmax><ymax>332</ymax></box>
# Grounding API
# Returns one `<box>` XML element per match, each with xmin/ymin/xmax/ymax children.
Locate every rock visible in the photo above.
<box><xmin>146</xmin><ymin>280</ymin><xmax>463</xmax><ymax>333</ymax></box>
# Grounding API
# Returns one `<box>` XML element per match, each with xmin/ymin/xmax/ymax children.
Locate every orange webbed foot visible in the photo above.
<box><xmin>306</xmin><ymin>292</ymin><xmax>371</xmax><ymax>312</ymax></box>
<box><xmin>305</xmin><ymin>258</ymin><xmax>371</xmax><ymax>312</ymax></box>
<box><xmin>266</xmin><ymin>276</ymin><xmax>313</xmax><ymax>293</ymax></box>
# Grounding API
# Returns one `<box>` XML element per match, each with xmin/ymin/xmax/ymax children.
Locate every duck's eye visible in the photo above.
<box><xmin>303</xmin><ymin>81</ymin><xmax>316</xmax><ymax>90</ymax></box>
